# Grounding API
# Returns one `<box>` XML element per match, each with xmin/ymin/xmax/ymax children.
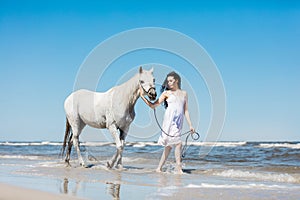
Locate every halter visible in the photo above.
<box><xmin>139</xmin><ymin>80</ymin><xmax>156</xmax><ymax>97</ymax></box>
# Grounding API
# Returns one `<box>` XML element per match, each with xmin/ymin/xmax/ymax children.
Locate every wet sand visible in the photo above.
<box><xmin>1</xmin><ymin>141</ymin><xmax>300</xmax><ymax>199</ymax></box>
<box><xmin>0</xmin><ymin>183</ymin><xmax>84</xmax><ymax>200</ymax></box>
<box><xmin>1</xmin><ymin>160</ymin><xmax>300</xmax><ymax>200</ymax></box>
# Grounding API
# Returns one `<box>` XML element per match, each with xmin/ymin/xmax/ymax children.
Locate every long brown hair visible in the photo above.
<box><xmin>160</xmin><ymin>71</ymin><xmax>181</xmax><ymax>108</ymax></box>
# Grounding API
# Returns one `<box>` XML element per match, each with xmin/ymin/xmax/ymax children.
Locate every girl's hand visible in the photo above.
<box><xmin>190</xmin><ymin>126</ymin><xmax>195</xmax><ymax>133</ymax></box>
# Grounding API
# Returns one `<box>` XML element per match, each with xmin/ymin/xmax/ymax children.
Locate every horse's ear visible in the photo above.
<box><xmin>139</xmin><ymin>66</ymin><xmax>143</xmax><ymax>74</ymax></box>
<box><xmin>150</xmin><ymin>67</ymin><xmax>154</xmax><ymax>73</ymax></box>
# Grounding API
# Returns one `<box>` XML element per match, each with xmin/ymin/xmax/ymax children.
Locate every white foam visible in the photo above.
<box><xmin>0</xmin><ymin>141</ymin><xmax>120</xmax><ymax>147</ymax></box>
<box><xmin>132</xmin><ymin>143</ymin><xmax>146</xmax><ymax>148</ymax></box>
<box><xmin>213</xmin><ymin>169</ymin><xmax>299</xmax><ymax>183</ymax></box>
<box><xmin>259</xmin><ymin>143</ymin><xmax>300</xmax><ymax>149</ymax></box>
<box><xmin>127</xmin><ymin>142</ymin><xmax>159</xmax><ymax>147</ymax></box>
<box><xmin>122</xmin><ymin>157</ymin><xmax>148</xmax><ymax>163</ymax></box>
<box><xmin>43</xmin><ymin>142</ymin><xmax>62</xmax><ymax>146</ymax></box>
<box><xmin>187</xmin><ymin>183</ymin><xmax>251</xmax><ymax>189</ymax></box>
<box><xmin>82</xmin><ymin>141</ymin><xmax>157</xmax><ymax>147</ymax></box>
<box><xmin>189</xmin><ymin>141</ymin><xmax>247</xmax><ymax>147</ymax></box>
<box><xmin>156</xmin><ymin>186</ymin><xmax>178</xmax><ymax>197</ymax></box>
<box><xmin>0</xmin><ymin>155</ymin><xmax>44</xmax><ymax>160</ymax></box>
<box><xmin>81</xmin><ymin>141</ymin><xmax>113</xmax><ymax>146</ymax></box>
<box><xmin>0</xmin><ymin>141</ymin><xmax>250</xmax><ymax>147</ymax></box>
<box><xmin>0</xmin><ymin>163</ymin><xmax>20</xmax><ymax>167</ymax></box>
<box><xmin>37</xmin><ymin>161</ymin><xmax>66</xmax><ymax>168</ymax></box>
<box><xmin>185</xmin><ymin>183</ymin><xmax>293</xmax><ymax>189</ymax></box>
<box><xmin>0</xmin><ymin>141</ymin><xmax>62</xmax><ymax>146</ymax></box>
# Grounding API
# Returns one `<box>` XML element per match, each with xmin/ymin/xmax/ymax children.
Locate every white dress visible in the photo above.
<box><xmin>158</xmin><ymin>91</ymin><xmax>186</xmax><ymax>146</ymax></box>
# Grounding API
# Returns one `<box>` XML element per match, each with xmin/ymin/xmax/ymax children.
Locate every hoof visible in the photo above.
<box><xmin>116</xmin><ymin>164</ymin><xmax>123</xmax><ymax>170</ymax></box>
<box><xmin>80</xmin><ymin>162</ymin><xmax>88</xmax><ymax>168</ymax></box>
<box><xmin>106</xmin><ymin>161</ymin><xmax>112</xmax><ymax>169</ymax></box>
<box><xmin>88</xmin><ymin>155</ymin><xmax>97</xmax><ymax>161</ymax></box>
<box><xmin>65</xmin><ymin>161</ymin><xmax>71</xmax><ymax>167</ymax></box>
<box><xmin>65</xmin><ymin>163</ymin><xmax>71</xmax><ymax>167</ymax></box>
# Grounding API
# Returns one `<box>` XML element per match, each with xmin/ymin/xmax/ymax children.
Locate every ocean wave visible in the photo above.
<box><xmin>259</xmin><ymin>143</ymin><xmax>300</xmax><ymax>149</ymax></box>
<box><xmin>212</xmin><ymin>169</ymin><xmax>300</xmax><ymax>184</ymax></box>
<box><xmin>185</xmin><ymin>183</ymin><xmax>297</xmax><ymax>189</ymax></box>
<box><xmin>0</xmin><ymin>155</ymin><xmax>49</xmax><ymax>160</ymax></box>
<box><xmin>188</xmin><ymin>141</ymin><xmax>247</xmax><ymax>147</ymax></box>
<box><xmin>0</xmin><ymin>141</ymin><xmax>117</xmax><ymax>147</ymax></box>
<box><xmin>36</xmin><ymin>161</ymin><xmax>66</xmax><ymax>168</ymax></box>
<box><xmin>1</xmin><ymin>141</ymin><xmax>299</xmax><ymax>149</ymax></box>
<box><xmin>132</xmin><ymin>143</ymin><xmax>146</xmax><ymax>148</ymax></box>
<box><xmin>122</xmin><ymin>157</ymin><xmax>149</xmax><ymax>163</ymax></box>
<box><xmin>81</xmin><ymin>142</ymin><xmax>113</xmax><ymax>146</ymax></box>
<box><xmin>0</xmin><ymin>141</ymin><xmax>159</xmax><ymax>147</ymax></box>
<box><xmin>0</xmin><ymin>141</ymin><xmax>62</xmax><ymax>146</ymax></box>
<box><xmin>126</xmin><ymin>142</ymin><xmax>159</xmax><ymax>147</ymax></box>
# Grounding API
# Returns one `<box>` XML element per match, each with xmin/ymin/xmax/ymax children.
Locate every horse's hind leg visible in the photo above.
<box><xmin>65</xmin><ymin>132</ymin><xmax>73</xmax><ymax>166</ymax></box>
<box><xmin>70</xmin><ymin>121</ymin><xmax>86</xmax><ymax>167</ymax></box>
<box><xmin>73</xmin><ymin>133</ymin><xmax>85</xmax><ymax>167</ymax></box>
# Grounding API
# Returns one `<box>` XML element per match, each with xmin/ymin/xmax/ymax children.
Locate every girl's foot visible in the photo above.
<box><xmin>156</xmin><ymin>168</ymin><xmax>162</xmax><ymax>173</ymax></box>
<box><xmin>176</xmin><ymin>164</ymin><xmax>183</xmax><ymax>174</ymax></box>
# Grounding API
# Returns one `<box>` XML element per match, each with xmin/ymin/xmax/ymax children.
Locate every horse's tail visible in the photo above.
<box><xmin>61</xmin><ymin>117</ymin><xmax>71</xmax><ymax>157</ymax></box>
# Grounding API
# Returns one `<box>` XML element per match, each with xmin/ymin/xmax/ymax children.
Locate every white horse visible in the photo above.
<box><xmin>61</xmin><ymin>67</ymin><xmax>156</xmax><ymax>168</ymax></box>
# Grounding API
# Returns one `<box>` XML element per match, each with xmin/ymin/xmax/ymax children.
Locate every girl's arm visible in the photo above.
<box><xmin>139</xmin><ymin>86</ymin><xmax>167</xmax><ymax>109</ymax></box>
<box><xmin>183</xmin><ymin>91</ymin><xmax>195</xmax><ymax>132</ymax></box>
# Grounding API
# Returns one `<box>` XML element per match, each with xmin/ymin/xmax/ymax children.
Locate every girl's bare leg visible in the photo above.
<box><xmin>175</xmin><ymin>143</ymin><xmax>183</xmax><ymax>174</ymax></box>
<box><xmin>156</xmin><ymin>146</ymin><xmax>172</xmax><ymax>172</ymax></box>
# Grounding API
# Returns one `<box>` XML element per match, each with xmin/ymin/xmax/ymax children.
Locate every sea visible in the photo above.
<box><xmin>0</xmin><ymin>141</ymin><xmax>300</xmax><ymax>199</ymax></box>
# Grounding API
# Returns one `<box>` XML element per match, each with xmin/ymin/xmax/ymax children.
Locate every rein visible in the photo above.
<box><xmin>153</xmin><ymin>108</ymin><xmax>200</xmax><ymax>158</ymax></box>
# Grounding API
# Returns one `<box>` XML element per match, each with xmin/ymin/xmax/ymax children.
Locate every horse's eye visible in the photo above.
<box><xmin>140</xmin><ymin>80</ymin><xmax>145</xmax><ymax>84</ymax></box>
<box><xmin>153</xmin><ymin>79</ymin><xmax>155</xmax><ymax>83</ymax></box>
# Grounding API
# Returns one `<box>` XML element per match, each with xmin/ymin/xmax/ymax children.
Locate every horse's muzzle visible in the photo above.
<box><xmin>147</xmin><ymin>87</ymin><xmax>157</xmax><ymax>101</ymax></box>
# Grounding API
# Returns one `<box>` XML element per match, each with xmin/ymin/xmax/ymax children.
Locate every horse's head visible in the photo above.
<box><xmin>139</xmin><ymin>67</ymin><xmax>157</xmax><ymax>101</ymax></box>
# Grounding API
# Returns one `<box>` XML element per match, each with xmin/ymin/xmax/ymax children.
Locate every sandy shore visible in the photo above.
<box><xmin>1</xmin><ymin>150</ymin><xmax>299</xmax><ymax>199</ymax></box>
<box><xmin>1</xmin><ymin>162</ymin><xmax>299</xmax><ymax>200</ymax></box>
<box><xmin>0</xmin><ymin>183</ymin><xmax>84</xmax><ymax>200</ymax></box>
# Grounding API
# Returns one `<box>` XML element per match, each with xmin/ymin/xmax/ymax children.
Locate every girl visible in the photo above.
<box><xmin>140</xmin><ymin>71</ymin><xmax>194</xmax><ymax>174</ymax></box>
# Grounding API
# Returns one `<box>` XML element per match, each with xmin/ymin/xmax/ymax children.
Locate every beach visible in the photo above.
<box><xmin>1</xmin><ymin>141</ymin><xmax>300</xmax><ymax>199</ymax></box>
<box><xmin>0</xmin><ymin>183</ymin><xmax>84</xmax><ymax>200</ymax></box>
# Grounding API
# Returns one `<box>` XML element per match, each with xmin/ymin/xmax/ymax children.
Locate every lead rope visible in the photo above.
<box><xmin>153</xmin><ymin>108</ymin><xmax>200</xmax><ymax>158</ymax></box>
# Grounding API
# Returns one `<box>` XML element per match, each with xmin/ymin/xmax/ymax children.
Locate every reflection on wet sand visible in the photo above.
<box><xmin>60</xmin><ymin>175</ymin><xmax>122</xmax><ymax>200</ymax></box>
<box><xmin>106</xmin><ymin>181</ymin><xmax>121</xmax><ymax>200</ymax></box>
<box><xmin>157</xmin><ymin>173</ymin><xmax>183</xmax><ymax>187</ymax></box>
<box><xmin>106</xmin><ymin>172</ymin><xmax>121</xmax><ymax>200</ymax></box>
<box><xmin>62</xmin><ymin>178</ymin><xmax>68</xmax><ymax>194</ymax></box>
<box><xmin>60</xmin><ymin>178</ymin><xmax>81</xmax><ymax>196</ymax></box>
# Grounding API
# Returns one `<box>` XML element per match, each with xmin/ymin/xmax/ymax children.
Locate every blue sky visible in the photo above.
<box><xmin>0</xmin><ymin>0</ymin><xmax>299</xmax><ymax>141</ymax></box>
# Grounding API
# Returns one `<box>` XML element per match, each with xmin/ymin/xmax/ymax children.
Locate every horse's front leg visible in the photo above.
<box><xmin>116</xmin><ymin>129</ymin><xmax>127</xmax><ymax>169</ymax></box>
<box><xmin>115</xmin><ymin>140</ymin><xmax>124</xmax><ymax>169</ymax></box>
<box><xmin>107</xmin><ymin>124</ymin><xmax>122</xmax><ymax>169</ymax></box>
